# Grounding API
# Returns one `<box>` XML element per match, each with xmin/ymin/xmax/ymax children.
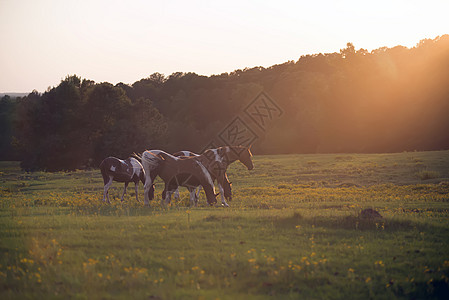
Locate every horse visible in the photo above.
<box><xmin>141</xmin><ymin>150</ymin><xmax>218</xmax><ymax>207</ymax></box>
<box><xmin>198</xmin><ymin>146</ymin><xmax>253</xmax><ymax>206</ymax></box>
<box><xmin>201</xmin><ymin>146</ymin><xmax>254</xmax><ymax>173</ymax></box>
<box><xmin>168</xmin><ymin>151</ymin><xmax>233</xmax><ymax>206</ymax></box>
<box><xmin>140</xmin><ymin>150</ymin><xmax>213</xmax><ymax>205</ymax></box>
<box><xmin>99</xmin><ymin>156</ymin><xmax>148</xmax><ymax>203</ymax></box>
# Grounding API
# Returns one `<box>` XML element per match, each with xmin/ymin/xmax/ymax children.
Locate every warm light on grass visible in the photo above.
<box><xmin>1</xmin><ymin>151</ymin><xmax>449</xmax><ymax>299</ymax></box>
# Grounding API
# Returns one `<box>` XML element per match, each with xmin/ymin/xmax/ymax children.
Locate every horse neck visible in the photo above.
<box><xmin>223</xmin><ymin>146</ymin><xmax>243</xmax><ymax>164</ymax></box>
<box><xmin>214</xmin><ymin>147</ymin><xmax>238</xmax><ymax>166</ymax></box>
<box><xmin>196</xmin><ymin>149</ymin><xmax>223</xmax><ymax>168</ymax></box>
<box><xmin>224</xmin><ymin>153</ymin><xmax>237</xmax><ymax>166</ymax></box>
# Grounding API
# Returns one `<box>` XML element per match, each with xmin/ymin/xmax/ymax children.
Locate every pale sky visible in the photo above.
<box><xmin>1</xmin><ymin>0</ymin><xmax>448</xmax><ymax>93</ymax></box>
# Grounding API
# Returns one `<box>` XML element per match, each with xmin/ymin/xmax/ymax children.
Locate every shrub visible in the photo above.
<box><xmin>415</xmin><ymin>170</ymin><xmax>440</xmax><ymax>180</ymax></box>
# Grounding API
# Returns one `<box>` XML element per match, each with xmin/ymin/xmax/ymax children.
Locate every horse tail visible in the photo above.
<box><xmin>99</xmin><ymin>159</ymin><xmax>110</xmax><ymax>185</ymax></box>
<box><xmin>141</xmin><ymin>151</ymin><xmax>164</xmax><ymax>172</ymax></box>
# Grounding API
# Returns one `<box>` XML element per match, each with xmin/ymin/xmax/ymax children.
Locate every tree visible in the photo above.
<box><xmin>0</xmin><ymin>95</ymin><xmax>18</xmax><ymax>160</ymax></box>
<box><xmin>340</xmin><ymin>42</ymin><xmax>356</xmax><ymax>59</ymax></box>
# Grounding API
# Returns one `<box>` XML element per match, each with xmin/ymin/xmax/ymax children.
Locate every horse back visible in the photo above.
<box><xmin>173</xmin><ymin>151</ymin><xmax>198</xmax><ymax>157</ymax></box>
<box><xmin>100</xmin><ymin>157</ymin><xmax>134</xmax><ymax>183</ymax></box>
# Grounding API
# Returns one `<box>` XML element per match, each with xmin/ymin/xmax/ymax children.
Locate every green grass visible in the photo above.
<box><xmin>1</xmin><ymin>150</ymin><xmax>449</xmax><ymax>299</ymax></box>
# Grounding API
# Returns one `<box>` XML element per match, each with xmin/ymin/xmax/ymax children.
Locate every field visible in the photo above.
<box><xmin>1</xmin><ymin>151</ymin><xmax>449</xmax><ymax>299</ymax></box>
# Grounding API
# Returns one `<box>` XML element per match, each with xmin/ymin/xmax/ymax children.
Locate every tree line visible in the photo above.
<box><xmin>1</xmin><ymin>35</ymin><xmax>448</xmax><ymax>171</ymax></box>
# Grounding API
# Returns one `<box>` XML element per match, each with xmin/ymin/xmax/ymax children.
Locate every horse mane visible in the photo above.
<box><xmin>131</xmin><ymin>152</ymin><xmax>143</xmax><ymax>162</ymax></box>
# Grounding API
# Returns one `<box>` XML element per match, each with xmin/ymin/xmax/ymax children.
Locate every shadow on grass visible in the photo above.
<box><xmin>274</xmin><ymin>212</ymin><xmax>445</xmax><ymax>233</ymax></box>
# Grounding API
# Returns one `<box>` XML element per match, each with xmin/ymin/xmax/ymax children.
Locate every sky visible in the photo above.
<box><xmin>1</xmin><ymin>0</ymin><xmax>448</xmax><ymax>93</ymax></box>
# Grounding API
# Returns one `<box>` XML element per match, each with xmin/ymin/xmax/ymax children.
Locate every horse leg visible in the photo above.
<box><xmin>174</xmin><ymin>187</ymin><xmax>180</xmax><ymax>200</ymax></box>
<box><xmin>162</xmin><ymin>188</ymin><xmax>174</xmax><ymax>204</ymax></box>
<box><xmin>162</xmin><ymin>183</ymin><xmax>171</xmax><ymax>207</ymax></box>
<box><xmin>162</xmin><ymin>191</ymin><xmax>172</xmax><ymax>207</ymax></box>
<box><xmin>195</xmin><ymin>186</ymin><xmax>202</xmax><ymax>206</ymax></box>
<box><xmin>134</xmin><ymin>182</ymin><xmax>140</xmax><ymax>203</ymax></box>
<box><xmin>121</xmin><ymin>182</ymin><xmax>128</xmax><ymax>202</ymax></box>
<box><xmin>218</xmin><ymin>183</ymin><xmax>229</xmax><ymax>207</ymax></box>
<box><xmin>167</xmin><ymin>190</ymin><xmax>172</xmax><ymax>205</ymax></box>
<box><xmin>143</xmin><ymin>174</ymin><xmax>152</xmax><ymax>206</ymax></box>
<box><xmin>188</xmin><ymin>187</ymin><xmax>196</xmax><ymax>207</ymax></box>
<box><xmin>103</xmin><ymin>176</ymin><xmax>113</xmax><ymax>204</ymax></box>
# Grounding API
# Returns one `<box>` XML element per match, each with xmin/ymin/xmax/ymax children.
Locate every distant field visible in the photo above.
<box><xmin>1</xmin><ymin>151</ymin><xmax>449</xmax><ymax>299</ymax></box>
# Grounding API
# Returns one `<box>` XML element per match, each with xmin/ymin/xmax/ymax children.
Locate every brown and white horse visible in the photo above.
<box><xmin>99</xmin><ymin>156</ymin><xmax>147</xmax><ymax>203</ymax></box>
<box><xmin>141</xmin><ymin>150</ymin><xmax>218</xmax><ymax>207</ymax></box>
<box><xmin>199</xmin><ymin>146</ymin><xmax>253</xmax><ymax>206</ymax></box>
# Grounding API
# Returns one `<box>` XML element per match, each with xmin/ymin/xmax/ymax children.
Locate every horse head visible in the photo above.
<box><xmin>208</xmin><ymin>192</ymin><xmax>218</xmax><ymax>205</ymax></box>
<box><xmin>237</xmin><ymin>146</ymin><xmax>254</xmax><ymax>170</ymax></box>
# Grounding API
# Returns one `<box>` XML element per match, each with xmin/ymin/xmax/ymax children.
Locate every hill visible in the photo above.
<box><xmin>0</xmin><ymin>93</ymin><xmax>28</xmax><ymax>98</ymax></box>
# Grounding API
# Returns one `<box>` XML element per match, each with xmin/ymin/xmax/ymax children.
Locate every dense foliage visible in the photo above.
<box><xmin>1</xmin><ymin>35</ymin><xmax>448</xmax><ymax>170</ymax></box>
<box><xmin>3</xmin><ymin>79</ymin><xmax>166</xmax><ymax>171</ymax></box>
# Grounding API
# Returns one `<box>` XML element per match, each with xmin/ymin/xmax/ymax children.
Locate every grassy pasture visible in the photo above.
<box><xmin>1</xmin><ymin>151</ymin><xmax>449</xmax><ymax>299</ymax></box>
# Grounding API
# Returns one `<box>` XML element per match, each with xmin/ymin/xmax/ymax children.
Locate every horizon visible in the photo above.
<box><xmin>1</xmin><ymin>0</ymin><xmax>449</xmax><ymax>93</ymax></box>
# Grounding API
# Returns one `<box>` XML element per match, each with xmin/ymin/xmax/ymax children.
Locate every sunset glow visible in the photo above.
<box><xmin>1</xmin><ymin>0</ymin><xmax>448</xmax><ymax>92</ymax></box>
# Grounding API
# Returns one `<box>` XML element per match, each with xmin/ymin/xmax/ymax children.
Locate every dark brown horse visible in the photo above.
<box><xmin>100</xmin><ymin>156</ymin><xmax>148</xmax><ymax>203</ymax></box>
<box><xmin>141</xmin><ymin>146</ymin><xmax>253</xmax><ymax>207</ymax></box>
<box><xmin>141</xmin><ymin>150</ymin><xmax>219</xmax><ymax>205</ymax></box>
<box><xmin>141</xmin><ymin>150</ymin><xmax>218</xmax><ymax>206</ymax></box>
<box><xmin>171</xmin><ymin>150</ymin><xmax>233</xmax><ymax>206</ymax></box>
